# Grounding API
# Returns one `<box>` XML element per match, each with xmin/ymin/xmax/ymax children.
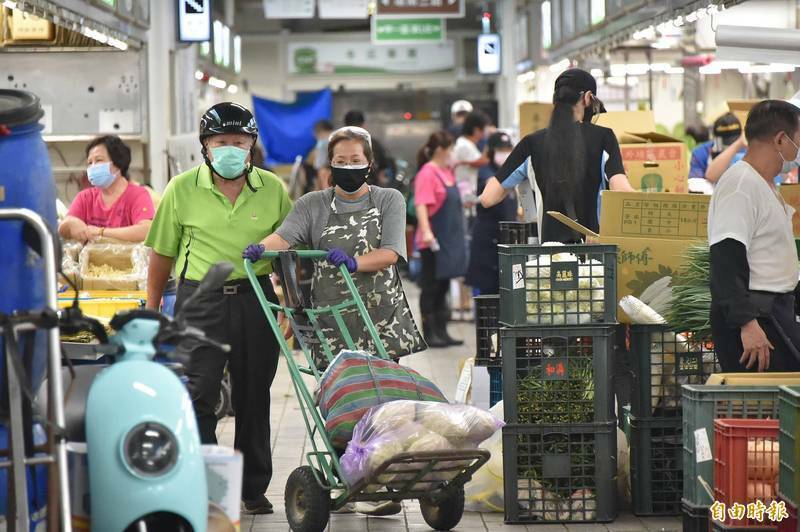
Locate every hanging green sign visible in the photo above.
<box><xmin>371</xmin><ymin>17</ymin><xmax>445</xmax><ymax>45</ymax></box>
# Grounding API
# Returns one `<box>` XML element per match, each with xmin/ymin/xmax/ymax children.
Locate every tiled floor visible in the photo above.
<box><xmin>217</xmin><ymin>281</ymin><xmax>682</xmax><ymax>532</ymax></box>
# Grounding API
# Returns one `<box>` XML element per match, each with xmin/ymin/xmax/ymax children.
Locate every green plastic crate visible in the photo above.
<box><xmin>501</xmin><ymin>326</ymin><xmax>615</xmax><ymax>425</ymax></box>
<box><xmin>779</xmin><ymin>386</ymin><xmax>800</xmax><ymax>508</ymax></box>
<box><xmin>503</xmin><ymin>422</ymin><xmax>617</xmax><ymax>524</ymax></box>
<box><xmin>498</xmin><ymin>244</ymin><xmax>617</xmax><ymax>326</ymax></box>
<box><xmin>629</xmin><ymin>325</ymin><xmax>719</xmax><ymax>418</ymax></box>
<box><xmin>682</xmin><ymin>385</ymin><xmax>781</xmax><ymax>508</ymax></box>
<box><xmin>630</xmin><ymin>416</ymin><xmax>683</xmax><ymax>516</ymax></box>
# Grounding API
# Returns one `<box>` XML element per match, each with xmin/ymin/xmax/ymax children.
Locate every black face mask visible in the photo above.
<box><xmin>331</xmin><ymin>165</ymin><xmax>369</xmax><ymax>193</ymax></box>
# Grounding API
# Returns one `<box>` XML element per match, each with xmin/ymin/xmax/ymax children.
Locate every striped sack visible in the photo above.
<box><xmin>318</xmin><ymin>350</ymin><xmax>448</xmax><ymax>449</ymax></box>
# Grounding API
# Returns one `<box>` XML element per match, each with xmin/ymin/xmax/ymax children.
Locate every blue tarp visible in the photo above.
<box><xmin>252</xmin><ymin>89</ymin><xmax>333</xmax><ymax>166</ymax></box>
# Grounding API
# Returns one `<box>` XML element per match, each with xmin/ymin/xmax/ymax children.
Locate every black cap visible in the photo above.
<box><xmin>712</xmin><ymin>112</ymin><xmax>742</xmax><ymax>143</ymax></box>
<box><xmin>0</xmin><ymin>90</ymin><xmax>44</xmax><ymax>129</ymax></box>
<box><xmin>488</xmin><ymin>131</ymin><xmax>514</xmax><ymax>150</ymax></box>
<box><xmin>199</xmin><ymin>102</ymin><xmax>258</xmax><ymax>142</ymax></box>
<box><xmin>554</xmin><ymin>68</ymin><xmax>598</xmax><ymax>103</ymax></box>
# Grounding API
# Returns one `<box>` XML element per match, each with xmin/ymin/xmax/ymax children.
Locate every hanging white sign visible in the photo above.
<box><xmin>263</xmin><ymin>0</ymin><xmax>314</xmax><ymax>19</ymax></box>
<box><xmin>318</xmin><ymin>0</ymin><xmax>369</xmax><ymax>19</ymax></box>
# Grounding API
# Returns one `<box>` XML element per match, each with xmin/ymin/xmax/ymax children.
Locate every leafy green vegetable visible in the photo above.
<box><xmin>664</xmin><ymin>244</ymin><xmax>711</xmax><ymax>341</ymax></box>
<box><xmin>516</xmin><ymin>347</ymin><xmax>595</xmax><ymax>425</ymax></box>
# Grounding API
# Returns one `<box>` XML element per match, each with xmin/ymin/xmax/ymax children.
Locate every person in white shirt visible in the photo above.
<box><xmin>709</xmin><ymin>99</ymin><xmax>800</xmax><ymax>373</ymax></box>
<box><xmin>453</xmin><ymin>112</ymin><xmax>490</xmax><ymax>200</ymax></box>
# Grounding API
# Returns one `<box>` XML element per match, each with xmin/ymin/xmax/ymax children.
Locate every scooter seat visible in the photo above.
<box><xmin>34</xmin><ymin>364</ymin><xmax>108</xmax><ymax>443</ymax></box>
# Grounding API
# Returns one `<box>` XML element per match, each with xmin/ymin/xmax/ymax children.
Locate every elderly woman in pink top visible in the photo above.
<box><xmin>58</xmin><ymin>135</ymin><xmax>154</xmax><ymax>242</ymax></box>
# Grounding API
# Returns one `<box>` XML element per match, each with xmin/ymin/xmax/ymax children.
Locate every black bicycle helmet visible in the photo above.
<box><xmin>199</xmin><ymin>102</ymin><xmax>258</xmax><ymax>143</ymax></box>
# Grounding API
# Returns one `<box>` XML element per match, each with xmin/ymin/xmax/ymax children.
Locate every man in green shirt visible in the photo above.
<box><xmin>145</xmin><ymin>102</ymin><xmax>291</xmax><ymax>515</ymax></box>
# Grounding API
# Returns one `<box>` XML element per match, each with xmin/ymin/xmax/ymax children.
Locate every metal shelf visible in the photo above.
<box><xmin>44</xmin><ymin>135</ymin><xmax>144</xmax><ymax>143</ymax></box>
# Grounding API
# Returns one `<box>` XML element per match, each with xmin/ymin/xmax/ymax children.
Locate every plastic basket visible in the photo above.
<box><xmin>498</xmin><ymin>244</ymin><xmax>617</xmax><ymax>326</ymax></box>
<box><xmin>630</xmin><ymin>416</ymin><xmax>683</xmax><ymax>516</ymax></box>
<box><xmin>778</xmin><ymin>386</ymin><xmax>800</xmax><ymax>509</ymax></box>
<box><xmin>474</xmin><ymin>295</ymin><xmax>500</xmax><ymax>366</ymax></box>
<box><xmin>629</xmin><ymin>325</ymin><xmax>719</xmax><ymax>418</ymax></box>
<box><xmin>683</xmin><ymin>385</ymin><xmax>781</xmax><ymax>508</ymax></box>
<box><xmin>488</xmin><ymin>366</ymin><xmax>502</xmax><ymax>408</ymax></box>
<box><xmin>502</xmin><ymin>422</ymin><xmax>616</xmax><ymax>524</ymax></box>
<box><xmin>498</xmin><ymin>221</ymin><xmax>538</xmax><ymax>245</ymax></box>
<box><xmin>57</xmin><ymin>295</ymin><xmax>144</xmax><ymax>319</ymax></box>
<box><xmin>682</xmin><ymin>498</ymin><xmax>710</xmax><ymax>532</ymax></box>
<box><xmin>713</xmin><ymin>418</ymin><xmax>780</xmax><ymax>528</ymax></box>
<box><xmin>501</xmin><ymin>326</ymin><xmax>615</xmax><ymax>425</ymax></box>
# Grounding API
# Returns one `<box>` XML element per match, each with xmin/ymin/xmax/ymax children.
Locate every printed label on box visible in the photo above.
<box><xmin>512</xmin><ymin>263</ymin><xmax>524</xmax><ymax>289</ymax></box>
<box><xmin>550</xmin><ymin>261</ymin><xmax>579</xmax><ymax>291</ymax></box>
<box><xmin>694</xmin><ymin>428</ymin><xmax>713</xmax><ymax>463</ymax></box>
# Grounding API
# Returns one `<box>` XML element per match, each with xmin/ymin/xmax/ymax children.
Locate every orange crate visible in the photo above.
<box><xmin>713</xmin><ymin>419</ymin><xmax>780</xmax><ymax>529</ymax></box>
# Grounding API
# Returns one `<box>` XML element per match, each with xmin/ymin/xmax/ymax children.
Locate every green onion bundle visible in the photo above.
<box><xmin>664</xmin><ymin>244</ymin><xmax>711</xmax><ymax>341</ymax></box>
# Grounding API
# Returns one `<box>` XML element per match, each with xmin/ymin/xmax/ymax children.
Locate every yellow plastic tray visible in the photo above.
<box><xmin>58</xmin><ymin>291</ymin><xmax>145</xmax><ymax>319</ymax></box>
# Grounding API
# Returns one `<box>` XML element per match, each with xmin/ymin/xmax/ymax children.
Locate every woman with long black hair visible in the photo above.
<box><xmin>480</xmin><ymin>68</ymin><xmax>634</xmax><ymax>243</ymax></box>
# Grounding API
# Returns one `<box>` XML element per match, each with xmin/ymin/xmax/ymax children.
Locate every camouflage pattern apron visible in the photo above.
<box><xmin>312</xmin><ymin>188</ymin><xmax>426</xmax><ymax>359</ymax></box>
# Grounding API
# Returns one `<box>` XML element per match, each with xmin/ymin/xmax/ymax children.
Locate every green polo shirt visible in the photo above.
<box><xmin>145</xmin><ymin>165</ymin><xmax>292</xmax><ymax>280</ymax></box>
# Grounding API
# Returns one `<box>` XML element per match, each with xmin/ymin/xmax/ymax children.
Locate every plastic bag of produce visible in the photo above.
<box><xmin>340</xmin><ymin>400</ymin><xmax>503</xmax><ymax>487</ymax></box>
<box><xmin>464</xmin><ymin>400</ymin><xmax>504</xmax><ymax>512</ymax></box>
<box><xmin>316</xmin><ymin>351</ymin><xmax>448</xmax><ymax>449</ymax></box>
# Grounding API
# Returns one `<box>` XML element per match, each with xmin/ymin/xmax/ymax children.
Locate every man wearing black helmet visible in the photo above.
<box><xmin>145</xmin><ymin>102</ymin><xmax>292</xmax><ymax>515</ymax></box>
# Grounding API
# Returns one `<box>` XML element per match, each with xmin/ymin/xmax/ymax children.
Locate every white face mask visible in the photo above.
<box><xmin>494</xmin><ymin>152</ymin><xmax>510</xmax><ymax>168</ymax></box>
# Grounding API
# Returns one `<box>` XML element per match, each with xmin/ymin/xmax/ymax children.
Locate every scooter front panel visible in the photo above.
<box><xmin>85</xmin><ymin>360</ymin><xmax>207</xmax><ymax>531</ymax></box>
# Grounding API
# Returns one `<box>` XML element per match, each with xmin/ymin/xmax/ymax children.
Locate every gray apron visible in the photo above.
<box><xmin>312</xmin><ymin>188</ymin><xmax>426</xmax><ymax>359</ymax></box>
<box><xmin>429</xmin><ymin>169</ymin><xmax>468</xmax><ymax>279</ymax></box>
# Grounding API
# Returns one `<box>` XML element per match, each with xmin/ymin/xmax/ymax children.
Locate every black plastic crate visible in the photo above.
<box><xmin>501</xmin><ymin>326</ymin><xmax>615</xmax><ymax>425</ymax></box>
<box><xmin>629</xmin><ymin>325</ymin><xmax>719</xmax><ymax>418</ymax></box>
<box><xmin>489</xmin><ymin>366</ymin><xmax>502</xmax><ymax>407</ymax></box>
<box><xmin>474</xmin><ymin>295</ymin><xmax>500</xmax><ymax>366</ymax></box>
<box><xmin>499</xmin><ymin>221</ymin><xmax>538</xmax><ymax>245</ymax></box>
<box><xmin>630</xmin><ymin>416</ymin><xmax>682</xmax><ymax>516</ymax></box>
<box><xmin>503</xmin><ymin>423</ymin><xmax>616</xmax><ymax>524</ymax></box>
<box><xmin>498</xmin><ymin>244</ymin><xmax>617</xmax><ymax>326</ymax></box>
<box><xmin>682</xmin><ymin>499</ymin><xmax>709</xmax><ymax>532</ymax></box>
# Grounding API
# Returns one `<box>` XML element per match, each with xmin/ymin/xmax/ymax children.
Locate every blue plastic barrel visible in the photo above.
<box><xmin>0</xmin><ymin>90</ymin><xmax>57</xmax><ymax>402</ymax></box>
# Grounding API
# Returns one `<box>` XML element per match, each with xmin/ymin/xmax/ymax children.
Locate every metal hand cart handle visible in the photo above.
<box><xmin>0</xmin><ymin>209</ymin><xmax>71</xmax><ymax>532</ymax></box>
<box><xmin>245</xmin><ymin>251</ymin><xmax>489</xmax><ymax>532</ymax></box>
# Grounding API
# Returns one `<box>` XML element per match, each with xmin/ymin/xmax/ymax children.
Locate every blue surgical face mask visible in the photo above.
<box><xmin>87</xmin><ymin>162</ymin><xmax>117</xmax><ymax>189</ymax></box>
<box><xmin>210</xmin><ymin>146</ymin><xmax>249</xmax><ymax>180</ymax></box>
<box><xmin>780</xmin><ymin>136</ymin><xmax>800</xmax><ymax>174</ymax></box>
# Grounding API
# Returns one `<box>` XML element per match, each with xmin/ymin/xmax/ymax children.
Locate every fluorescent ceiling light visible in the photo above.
<box><xmin>208</xmin><ymin>76</ymin><xmax>227</xmax><ymax>89</ymax></box>
<box><xmin>738</xmin><ymin>63</ymin><xmax>796</xmax><ymax>74</ymax></box>
<box><xmin>548</xmin><ymin>58</ymin><xmax>571</xmax><ymax>73</ymax></box>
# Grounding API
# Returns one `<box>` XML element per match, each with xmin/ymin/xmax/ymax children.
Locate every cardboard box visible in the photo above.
<box><xmin>780</xmin><ymin>184</ymin><xmax>800</xmax><ymax>237</ymax></box>
<box><xmin>202</xmin><ymin>445</ymin><xmax>243</xmax><ymax>531</ymax></box>
<box><xmin>8</xmin><ymin>9</ymin><xmax>54</xmax><ymax>41</ymax></box>
<box><xmin>79</xmin><ymin>244</ymin><xmax>146</xmax><ymax>291</ymax></box>
<box><xmin>727</xmin><ymin>99</ymin><xmax>760</xmax><ymax>128</ymax></box>
<box><xmin>518</xmin><ymin>102</ymin><xmax>553</xmax><ymax>136</ymax></box>
<box><xmin>596</xmin><ymin>111</ymin><xmax>689</xmax><ymax>194</ymax></box>
<box><xmin>549</xmin><ymin>191</ymin><xmax>710</xmax><ymax>323</ymax></box>
<box><xmin>706</xmin><ymin>372</ymin><xmax>800</xmax><ymax>386</ymax></box>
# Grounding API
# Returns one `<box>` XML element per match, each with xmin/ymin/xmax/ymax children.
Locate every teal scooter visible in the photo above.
<box><xmin>57</xmin><ymin>263</ymin><xmax>235</xmax><ymax>531</ymax></box>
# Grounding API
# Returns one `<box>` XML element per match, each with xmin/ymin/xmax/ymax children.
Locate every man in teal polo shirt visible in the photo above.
<box><xmin>145</xmin><ymin>102</ymin><xmax>291</xmax><ymax>515</ymax></box>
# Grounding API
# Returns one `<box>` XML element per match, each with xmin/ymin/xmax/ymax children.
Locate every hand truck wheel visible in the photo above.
<box><xmin>285</xmin><ymin>466</ymin><xmax>330</xmax><ymax>532</ymax></box>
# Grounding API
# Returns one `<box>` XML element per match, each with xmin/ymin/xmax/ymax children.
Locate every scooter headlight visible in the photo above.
<box><xmin>123</xmin><ymin>422</ymin><xmax>178</xmax><ymax>477</ymax></box>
